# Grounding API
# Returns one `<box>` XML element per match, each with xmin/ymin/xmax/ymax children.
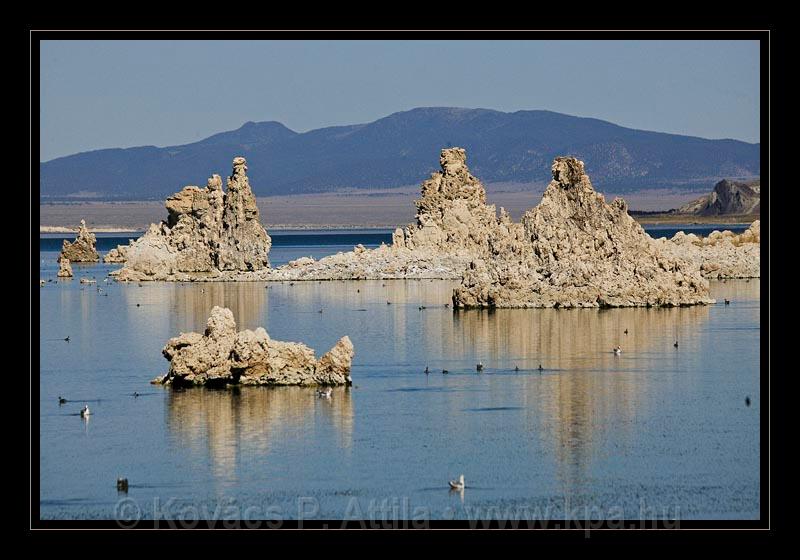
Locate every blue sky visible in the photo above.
<box><xmin>39</xmin><ymin>39</ymin><xmax>760</xmax><ymax>162</ymax></box>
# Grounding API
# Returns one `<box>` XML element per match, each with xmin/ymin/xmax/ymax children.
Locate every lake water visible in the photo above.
<box><xmin>38</xmin><ymin>229</ymin><xmax>760</xmax><ymax>523</ymax></box>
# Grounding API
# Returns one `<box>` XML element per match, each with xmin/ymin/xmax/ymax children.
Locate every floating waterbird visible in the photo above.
<box><xmin>442</xmin><ymin>369</ymin><xmax>449</xmax><ymax>374</ymax></box>
<box><xmin>476</xmin><ymin>362</ymin><xmax>484</xmax><ymax>372</ymax></box>
<box><xmin>445</xmin><ymin>303</ymin><xmax>450</xmax><ymax>308</ymax></box>
<box><xmin>387</xmin><ymin>301</ymin><xmax>391</xmax><ymax>305</ymax></box>
<box><xmin>133</xmin><ymin>392</ymin><xmax>139</xmax><ymax>398</ymax></box>
<box><xmin>424</xmin><ymin>366</ymin><xmax>430</xmax><ymax>374</ymax></box>
<box><xmin>58</xmin><ymin>396</ymin><xmax>67</xmax><ymax>405</ymax></box>
<box><xmin>538</xmin><ymin>364</ymin><xmax>544</xmax><ymax>372</ymax></box>
<box><xmin>116</xmin><ymin>478</ymin><xmax>129</xmax><ymax>492</ymax></box>
<box><xmin>724</xmin><ymin>299</ymin><xmax>731</xmax><ymax>305</ymax></box>
<box><xmin>613</xmin><ymin>346</ymin><xmax>622</xmax><ymax>355</ymax></box>
<box><xmin>514</xmin><ymin>366</ymin><xmax>519</xmax><ymax>372</ymax></box>
<box><xmin>419</xmin><ymin>306</ymin><xmax>426</xmax><ymax>310</ymax></box>
<box><xmin>318</xmin><ymin>309</ymin><xmax>323</xmax><ymax>313</ymax></box>
<box><xmin>624</xmin><ymin>329</ymin><xmax>628</xmax><ymax>335</ymax></box>
<box><xmin>745</xmin><ymin>396</ymin><xmax>751</xmax><ymax>407</ymax></box>
<box><xmin>346</xmin><ymin>376</ymin><xmax>353</xmax><ymax>386</ymax></box>
<box><xmin>80</xmin><ymin>405</ymin><xmax>91</xmax><ymax>417</ymax></box>
<box><xmin>64</xmin><ymin>336</ymin><xmax>70</xmax><ymax>342</ymax></box>
<box><xmin>449</xmin><ymin>475</ymin><xmax>465</xmax><ymax>490</ymax></box>
<box><xmin>136</xmin><ymin>303</ymin><xmax>141</xmax><ymax>307</ymax></box>
<box><xmin>674</xmin><ymin>341</ymin><xmax>679</xmax><ymax>348</ymax></box>
<box><xmin>317</xmin><ymin>388</ymin><xmax>332</xmax><ymax>399</ymax></box>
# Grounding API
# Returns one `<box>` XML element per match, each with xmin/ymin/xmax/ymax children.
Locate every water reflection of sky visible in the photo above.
<box><xmin>38</xmin><ymin>241</ymin><xmax>760</xmax><ymax>520</ymax></box>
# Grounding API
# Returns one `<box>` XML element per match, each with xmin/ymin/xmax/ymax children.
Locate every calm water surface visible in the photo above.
<box><xmin>38</xmin><ymin>231</ymin><xmax>760</xmax><ymax>521</ymax></box>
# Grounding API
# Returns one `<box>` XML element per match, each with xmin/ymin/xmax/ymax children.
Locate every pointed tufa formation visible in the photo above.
<box><xmin>60</xmin><ymin>220</ymin><xmax>99</xmax><ymax>262</ymax></box>
<box><xmin>392</xmin><ymin>147</ymin><xmax>499</xmax><ymax>255</ymax></box>
<box><xmin>270</xmin><ymin>148</ymin><xmax>504</xmax><ymax>281</ymax></box>
<box><xmin>155</xmin><ymin>306</ymin><xmax>354</xmax><ymax>387</ymax></box>
<box><xmin>113</xmin><ymin>157</ymin><xmax>272</xmax><ymax>281</ymax></box>
<box><xmin>57</xmin><ymin>256</ymin><xmax>73</xmax><ymax>278</ymax></box>
<box><xmin>452</xmin><ymin>157</ymin><xmax>715</xmax><ymax>308</ymax></box>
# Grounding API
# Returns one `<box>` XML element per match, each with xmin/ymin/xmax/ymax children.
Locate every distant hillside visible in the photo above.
<box><xmin>40</xmin><ymin>107</ymin><xmax>760</xmax><ymax>200</ymax></box>
<box><xmin>677</xmin><ymin>179</ymin><xmax>761</xmax><ymax>216</ymax></box>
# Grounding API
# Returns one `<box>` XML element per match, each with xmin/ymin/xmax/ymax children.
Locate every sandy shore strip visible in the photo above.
<box><xmin>40</xmin><ymin>187</ymin><xmax>755</xmax><ymax>233</ymax></box>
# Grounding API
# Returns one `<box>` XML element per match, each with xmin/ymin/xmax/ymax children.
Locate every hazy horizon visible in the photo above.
<box><xmin>40</xmin><ymin>40</ymin><xmax>760</xmax><ymax>161</ymax></box>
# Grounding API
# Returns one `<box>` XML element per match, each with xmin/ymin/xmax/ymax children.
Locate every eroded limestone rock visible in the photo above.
<box><xmin>452</xmin><ymin>157</ymin><xmax>714</xmax><ymax>308</ymax></box>
<box><xmin>57</xmin><ymin>256</ymin><xmax>73</xmax><ymax>278</ymax></box>
<box><xmin>156</xmin><ymin>306</ymin><xmax>354</xmax><ymax>387</ymax></box>
<box><xmin>266</xmin><ymin>148</ymin><xmax>503</xmax><ymax>281</ymax></box>
<box><xmin>60</xmin><ymin>220</ymin><xmax>99</xmax><ymax>262</ymax></box>
<box><xmin>113</xmin><ymin>157</ymin><xmax>271</xmax><ymax>281</ymax></box>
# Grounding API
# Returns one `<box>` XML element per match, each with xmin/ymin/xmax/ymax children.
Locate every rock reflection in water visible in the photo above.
<box><xmin>123</xmin><ymin>282</ymin><xmax>268</xmax><ymax>334</ymax></box>
<box><xmin>165</xmin><ymin>386</ymin><xmax>354</xmax><ymax>480</ymax></box>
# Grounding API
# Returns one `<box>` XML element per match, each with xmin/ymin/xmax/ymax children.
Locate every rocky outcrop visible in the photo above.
<box><xmin>113</xmin><ymin>157</ymin><xmax>272</xmax><ymax>281</ymax></box>
<box><xmin>453</xmin><ymin>157</ymin><xmax>714</xmax><ymax>308</ymax></box>
<box><xmin>156</xmin><ymin>306</ymin><xmax>354</xmax><ymax>387</ymax></box>
<box><xmin>266</xmin><ymin>148</ymin><xmax>504</xmax><ymax>281</ymax></box>
<box><xmin>103</xmin><ymin>243</ymin><xmax>130</xmax><ymax>264</ymax></box>
<box><xmin>393</xmin><ymin>148</ymin><xmax>500</xmax><ymax>255</ymax></box>
<box><xmin>57</xmin><ymin>256</ymin><xmax>73</xmax><ymax>278</ymax></box>
<box><xmin>678</xmin><ymin>179</ymin><xmax>760</xmax><ymax>215</ymax></box>
<box><xmin>60</xmin><ymin>220</ymin><xmax>99</xmax><ymax>262</ymax></box>
<box><xmin>655</xmin><ymin>220</ymin><xmax>760</xmax><ymax>279</ymax></box>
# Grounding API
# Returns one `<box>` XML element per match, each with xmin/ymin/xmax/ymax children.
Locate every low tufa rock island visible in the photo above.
<box><xmin>452</xmin><ymin>157</ymin><xmax>716</xmax><ymax>308</ymax></box>
<box><xmin>113</xmin><ymin>157</ymin><xmax>272</xmax><ymax>281</ymax></box>
<box><xmin>57</xmin><ymin>256</ymin><xmax>73</xmax><ymax>278</ymax></box>
<box><xmin>60</xmin><ymin>220</ymin><xmax>99</xmax><ymax>262</ymax></box>
<box><xmin>156</xmin><ymin>306</ymin><xmax>354</xmax><ymax>387</ymax></box>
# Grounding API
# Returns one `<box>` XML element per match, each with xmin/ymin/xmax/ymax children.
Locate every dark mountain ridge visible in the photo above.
<box><xmin>40</xmin><ymin>107</ymin><xmax>760</xmax><ymax>200</ymax></box>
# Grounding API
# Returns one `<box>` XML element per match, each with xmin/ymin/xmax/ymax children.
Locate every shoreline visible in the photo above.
<box><xmin>40</xmin><ymin>214</ymin><xmax>758</xmax><ymax>234</ymax></box>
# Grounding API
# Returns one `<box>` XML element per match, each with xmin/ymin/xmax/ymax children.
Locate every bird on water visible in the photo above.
<box><xmin>538</xmin><ymin>364</ymin><xmax>544</xmax><ymax>372</ymax></box>
<box><xmin>674</xmin><ymin>341</ymin><xmax>679</xmax><ymax>348</ymax></box>
<box><xmin>745</xmin><ymin>396</ymin><xmax>751</xmax><ymax>407</ymax></box>
<box><xmin>80</xmin><ymin>405</ymin><xmax>91</xmax><ymax>417</ymax></box>
<box><xmin>316</xmin><ymin>388</ymin><xmax>332</xmax><ymax>399</ymax></box>
<box><xmin>442</xmin><ymin>369</ymin><xmax>449</xmax><ymax>374</ymax></box>
<box><xmin>58</xmin><ymin>396</ymin><xmax>67</xmax><ymax>405</ymax></box>
<box><xmin>449</xmin><ymin>475</ymin><xmax>465</xmax><ymax>490</ymax></box>
<box><xmin>613</xmin><ymin>346</ymin><xmax>622</xmax><ymax>355</ymax></box>
<box><xmin>424</xmin><ymin>366</ymin><xmax>429</xmax><ymax>374</ymax></box>
<box><xmin>476</xmin><ymin>362</ymin><xmax>484</xmax><ymax>372</ymax></box>
<box><xmin>624</xmin><ymin>329</ymin><xmax>628</xmax><ymax>335</ymax></box>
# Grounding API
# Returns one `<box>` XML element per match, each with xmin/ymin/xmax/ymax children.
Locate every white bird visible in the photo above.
<box><xmin>317</xmin><ymin>388</ymin><xmax>332</xmax><ymax>399</ymax></box>
<box><xmin>80</xmin><ymin>405</ymin><xmax>91</xmax><ymax>417</ymax></box>
<box><xmin>613</xmin><ymin>346</ymin><xmax>622</xmax><ymax>355</ymax></box>
<box><xmin>449</xmin><ymin>474</ymin><xmax>465</xmax><ymax>490</ymax></box>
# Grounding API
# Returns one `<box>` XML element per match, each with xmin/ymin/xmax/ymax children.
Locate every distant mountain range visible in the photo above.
<box><xmin>677</xmin><ymin>179</ymin><xmax>761</xmax><ymax>215</ymax></box>
<box><xmin>39</xmin><ymin>107</ymin><xmax>760</xmax><ymax>200</ymax></box>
